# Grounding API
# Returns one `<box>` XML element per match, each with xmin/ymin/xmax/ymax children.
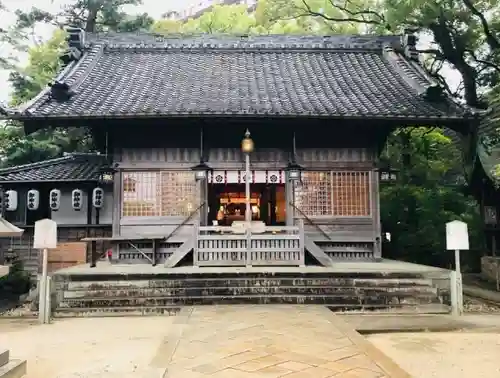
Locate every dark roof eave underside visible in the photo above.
<box><xmin>9</xmin><ymin>112</ymin><xmax>477</xmax><ymax>123</ymax></box>
<box><xmin>0</xmin><ymin>179</ymin><xmax>100</xmax><ymax>184</ymax></box>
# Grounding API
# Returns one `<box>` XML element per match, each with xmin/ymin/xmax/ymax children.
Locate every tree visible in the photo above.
<box><xmin>151</xmin><ymin>1</ymin><xmax>369</xmax><ymax>36</ymax></box>
<box><xmin>264</xmin><ymin>0</ymin><xmax>500</xmax><ymax>108</ymax></box>
<box><xmin>14</xmin><ymin>0</ymin><xmax>154</xmax><ymax>33</ymax></box>
<box><xmin>0</xmin><ymin>0</ymin><xmax>155</xmax><ymax>167</ymax></box>
<box><xmin>380</xmin><ymin>128</ymin><xmax>484</xmax><ymax>269</ymax></box>
<box><xmin>0</xmin><ymin>30</ymin><xmax>93</xmax><ymax>167</ymax></box>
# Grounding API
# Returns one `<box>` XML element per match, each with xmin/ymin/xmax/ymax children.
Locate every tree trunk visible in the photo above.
<box><xmin>85</xmin><ymin>7</ymin><xmax>100</xmax><ymax>33</ymax></box>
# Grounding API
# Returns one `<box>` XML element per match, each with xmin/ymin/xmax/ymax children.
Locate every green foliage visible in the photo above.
<box><xmin>1</xmin><ymin>29</ymin><xmax>93</xmax><ymax>167</ymax></box>
<box><xmin>151</xmin><ymin>1</ymin><xmax>374</xmax><ymax>36</ymax></box>
<box><xmin>0</xmin><ymin>260</ymin><xmax>31</xmax><ymax>299</ymax></box>
<box><xmin>380</xmin><ymin>128</ymin><xmax>484</xmax><ymax>270</ymax></box>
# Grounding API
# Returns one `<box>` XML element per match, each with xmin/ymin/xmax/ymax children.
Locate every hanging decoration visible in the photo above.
<box><xmin>49</xmin><ymin>189</ymin><xmax>61</xmax><ymax>211</ymax></box>
<box><xmin>71</xmin><ymin>189</ymin><xmax>83</xmax><ymax>211</ymax></box>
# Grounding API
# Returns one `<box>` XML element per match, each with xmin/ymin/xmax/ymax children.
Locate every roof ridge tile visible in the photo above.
<box><xmin>0</xmin><ymin>153</ymin><xmax>103</xmax><ymax>175</ymax></box>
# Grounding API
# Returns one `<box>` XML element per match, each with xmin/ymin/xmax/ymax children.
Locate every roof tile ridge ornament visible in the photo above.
<box><xmin>60</xmin><ymin>28</ymin><xmax>85</xmax><ymax>66</ymax></box>
<box><xmin>382</xmin><ymin>34</ymin><xmax>445</xmax><ymax>102</ymax></box>
<box><xmin>0</xmin><ymin>102</ymin><xmax>14</xmax><ymax>118</ymax></box>
<box><xmin>0</xmin><ymin>154</ymin><xmax>77</xmax><ymax>175</ymax></box>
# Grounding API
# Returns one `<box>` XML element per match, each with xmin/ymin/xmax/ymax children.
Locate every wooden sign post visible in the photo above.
<box><xmin>446</xmin><ymin>220</ymin><xmax>469</xmax><ymax>316</ymax></box>
<box><xmin>34</xmin><ymin>219</ymin><xmax>57</xmax><ymax>324</ymax></box>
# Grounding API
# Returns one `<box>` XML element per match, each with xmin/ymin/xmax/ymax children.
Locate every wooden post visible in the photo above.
<box><xmin>152</xmin><ymin>239</ymin><xmax>157</xmax><ymax>266</ymax></box>
<box><xmin>371</xmin><ymin>169</ymin><xmax>382</xmax><ymax>259</ymax></box>
<box><xmin>193</xmin><ymin>223</ymin><xmax>199</xmax><ymax>267</ymax></box>
<box><xmin>87</xmin><ymin>187</ymin><xmax>97</xmax><ymax>268</ymax></box>
<box><xmin>285</xmin><ymin>172</ymin><xmax>294</xmax><ymax>226</ymax></box>
<box><xmin>298</xmin><ymin>218</ymin><xmax>305</xmax><ymax>267</ymax></box>
<box><xmin>112</xmin><ymin>170</ymin><xmax>122</xmax><ymax>238</ymax></box>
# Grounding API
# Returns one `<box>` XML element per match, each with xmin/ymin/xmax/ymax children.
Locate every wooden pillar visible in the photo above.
<box><xmin>87</xmin><ymin>187</ymin><xmax>97</xmax><ymax>268</ymax></box>
<box><xmin>152</xmin><ymin>239</ymin><xmax>158</xmax><ymax>266</ymax></box>
<box><xmin>285</xmin><ymin>172</ymin><xmax>294</xmax><ymax>226</ymax></box>
<box><xmin>371</xmin><ymin>169</ymin><xmax>382</xmax><ymax>259</ymax></box>
<box><xmin>207</xmin><ymin>186</ymin><xmax>218</xmax><ymax>225</ymax></box>
<box><xmin>112</xmin><ymin>171</ymin><xmax>122</xmax><ymax>238</ymax></box>
<box><xmin>260</xmin><ymin>186</ymin><xmax>270</xmax><ymax>225</ymax></box>
<box><xmin>270</xmin><ymin>185</ymin><xmax>277</xmax><ymax>225</ymax></box>
<box><xmin>199</xmin><ymin>179</ymin><xmax>208</xmax><ymax>226</ymax></box>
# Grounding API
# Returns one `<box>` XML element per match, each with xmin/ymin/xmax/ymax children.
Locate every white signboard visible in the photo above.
<box><xmin>33</xmin><ymin>219</ymin><xmax>57</xmax><ymax>249</ymax></box>
<box><xmin>446</xmin><ymin>220</ymin><xmax>469</xmax><ymax>251</ymax></box>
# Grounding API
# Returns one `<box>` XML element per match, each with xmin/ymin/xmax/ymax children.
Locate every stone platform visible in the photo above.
<box><xmin>0</xmin><ymin>349</ymin><xmax>26</xmax><ymax>378</ymax></box>
<box><xmin>54</xmin><ymin>259</ymin><xmax>449</xmax><ymax>276</ymax></box>
<box><xmin>51</xmin><ymin>260</ymin><xmax>452</xmax><ymax>317</ymax></box>
<box><xmin>152</xmin><ymin>305</ymin><xmax>411</xmax><ymax>378</ymax></box>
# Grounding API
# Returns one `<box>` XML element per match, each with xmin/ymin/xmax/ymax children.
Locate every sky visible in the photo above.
<box><xmin>0</xmin><ymin>0</ymin><xmax>183</xmax><ymax>103</ymax></box>
<box><xmin>0</xmin><ymin>0</ymin><xmax>461</xmax><ymax>105</ymax></box>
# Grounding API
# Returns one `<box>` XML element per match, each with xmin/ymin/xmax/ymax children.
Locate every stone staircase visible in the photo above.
<box><xmin>52</xmin><ymin>271</ymin><xmax>451</xmax><ymax>317</ymax></box>
<box><xmin>0</xmin><ymin>350</ymin><xmax>26</xmax><ymax>378</ymax></box>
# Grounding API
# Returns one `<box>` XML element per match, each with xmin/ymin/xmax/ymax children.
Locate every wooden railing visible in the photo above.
<box><xmin>194</xmin><ymin>221</ymin><xmax>305</xmax><ymax>267</ymax></box>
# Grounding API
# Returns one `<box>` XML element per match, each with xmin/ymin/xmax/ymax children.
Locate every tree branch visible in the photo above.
<box><xmin>294</xmin><ymin>0</ymin><xmax>383</xmax><ymax>25</ymax></box>
<box><xmin>461</xmin><ymin>0</ymin><xmax>500</xmax><ymax>50</ymax></box>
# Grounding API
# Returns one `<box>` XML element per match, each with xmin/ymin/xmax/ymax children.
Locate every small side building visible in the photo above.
<box><xmin>0</xmin><ymin>153</ymin><xmax>112</xmax><ymax>275</ymax></box>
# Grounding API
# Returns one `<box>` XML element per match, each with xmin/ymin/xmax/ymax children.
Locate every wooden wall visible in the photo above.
<box><xmin>112</xmin><ymin>146</ymin><xmax>381</xmax><ymax>258</ymax></box>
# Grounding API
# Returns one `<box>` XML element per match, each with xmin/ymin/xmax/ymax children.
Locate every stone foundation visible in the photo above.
<box><xmin>481</xmin><ymin>256</ymin><xmax>500</xmax><ymax>283</ymax></box>
<box><xmin>51</xmin><ymin>271</ymin><xmax>451</xmax><ymax>317</ymax></box>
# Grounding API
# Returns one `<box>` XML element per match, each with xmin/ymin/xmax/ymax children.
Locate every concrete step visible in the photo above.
<box><xmin>54</xmin><ymin>306</ymin><xmax>182</xmax><ymax>317</ymax></box>
<box><xmin>58</xmin><ymin>293</ymin><xmax>442</xmax><ymax>308</ymax></box>
<box><xmin>53</xmin><ymin>303</ymin><xmax>450</xmax><ymax>318</ymax></box>
<box><xmin>0</xmin><ymin>350</ymin><xmax>8</xmax><ymax>368</ymax></box>
<box><xmin>62</xmin><ymin>285</ymin><xmax>439</xmax><ymax>299</ymax></box>
<box><xmin>330</xmin><ymin>303</ymin><xmax>451</xmax><ymax>314</ymax></box>
<box><xmin>0</xmin><ymin>359</ymin><xmax>26</xmax><ymax>378</ymax></box>
<box><xmin>65</xmin><ymin>277</ymin><xmax>435</xmax><ymax>290</ymax></box>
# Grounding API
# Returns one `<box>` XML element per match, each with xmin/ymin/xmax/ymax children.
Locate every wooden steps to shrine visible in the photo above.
<box><xmin>52</xmin><ymin>271</ymin><xmax>451</xmax><ymax>317</ymax></box>
<box><xmin>0</xmin><ymin>350</ymin><xmax>26</xmax><ymax>378</ymax></box>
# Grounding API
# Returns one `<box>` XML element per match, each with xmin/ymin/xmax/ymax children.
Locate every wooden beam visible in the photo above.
<box><xmin>304</xmin><ymin>237</ymin><xmax>334</xmax><ymax>267</ymax></box>
<box><xmin>164</xmin><ymin>239</ymin><xmax>194</xmax><ymax>268</ymax></box>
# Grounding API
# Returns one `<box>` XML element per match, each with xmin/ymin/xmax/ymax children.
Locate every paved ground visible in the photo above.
<box><xmin>0</xmin><ymin>305</ymin><xmax>409</xmax><ymax>378</ymax></box>
<box><xmin>341</xmin><ymin>314</ymin><xmax>500</xmax><ymax>333</ymax></box>
<box><xmin>368</xmin><ymin>332</ymin><xmax>500</xmax><ymax>378</ymax></box>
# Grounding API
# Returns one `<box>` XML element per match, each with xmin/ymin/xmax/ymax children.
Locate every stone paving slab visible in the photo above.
<box><xmin>150</xmin><ymin>305</ymin><xmax>411</xmax><ymax>378</ymax></box>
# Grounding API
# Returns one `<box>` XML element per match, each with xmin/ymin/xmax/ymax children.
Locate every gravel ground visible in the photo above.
<box><xmin>368</xmin><ymin>331</ymin><xmax>500</xmax><ymax>378</ymax></box>
<box><xmin>0</xmin><ymin>317</ymin><xmax>173</xmax><ymax>378</ymax></box>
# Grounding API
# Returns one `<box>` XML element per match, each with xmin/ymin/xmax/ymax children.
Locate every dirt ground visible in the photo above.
<box><xmin>0</xmin><ymin>317</ymin><xmax>172</xmax><ymax>378</ymax></box>
<box><xmin>368</xmin><ymin>331</ymin><xmax>500</xmax><ymax>378</ymax></box>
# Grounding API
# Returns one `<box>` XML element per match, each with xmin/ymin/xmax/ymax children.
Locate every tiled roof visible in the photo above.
<box><xmin>3</xmin><ymin>33</ymin><xmax>476</xmax><ymax>121</ymax></box>
<box><xmin>476</xmin><ymin>102</ymin><xmax>500</xmax><ymax>182</ymax></box>
<box><xmin>0</xmin><ymin>153</ymin><xmax>107</xmax><ymax>183</ymax></box>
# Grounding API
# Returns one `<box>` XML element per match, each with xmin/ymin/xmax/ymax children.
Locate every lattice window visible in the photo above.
<box><xmin>294</xmin><ymin>172</ymin><xmax>333</xmax><ymax>216</ymax></box>
<box><xmin>160</xmin><ymin>171</ymin><xmax>200</xmax><ymax>216</ymax></box>
<box><xmin>122</xmin><ymin>171</ymin><xmax>199</xmax><ymax>217</ymax></box>
<box><xmin>294</xmin><ymin>171</ymin><xmax>370</xmax><ymax>217</ymax></box>
<box><xmin>332</xmin><ymin>171</ymin><xmax>370</xmax><ymax>216</ymax></box>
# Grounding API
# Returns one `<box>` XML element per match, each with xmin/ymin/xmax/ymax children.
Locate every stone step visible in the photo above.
<box><xmin>0</xmin><ymin>359</ymin><xmax>26</xmax><ymax>378</ymax></box>
<box><xmin>65</xmin><ymin>277</ymin><xmax>435</xmax><ymax>290</ymax></box>
<box><xmin>58</xmin><ymin>293</ymin><xmax>441</xmax><ymax>308</ymax></box>
<box><xmin>62</xmin><ymin>285</ymin><xmax>439</xmax><ymax>299</ymax></box>
<box><xmin>53</xmin><ymin>303</ymin><xmax>450</xmax><ymax>318</ymax></box>
<box><xmin>330</xmin><ymin>303</ymin><xmax>451</xmax><ymax>314</ymax></box>
<box><xmin>0</xmin><ymin>350</ymin><xmax>8</xmax><ymax>368</ymax></box>
<box><xmin>54</xmin><ymin>306</ymin><xmax>181</xmax><ymax>318</ymax></box>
